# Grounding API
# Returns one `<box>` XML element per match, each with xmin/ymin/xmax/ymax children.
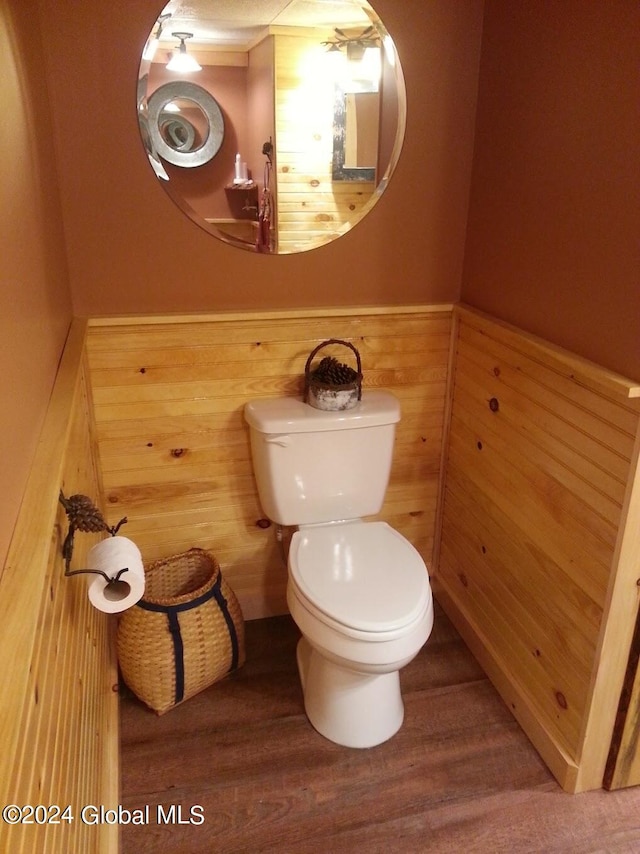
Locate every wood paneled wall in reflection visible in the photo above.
<box><xmin>86</xmin><ymin>306</ymin><xmax>453</xmax><ymax>620</ymax></box>
<box><xmin>274</xmin><ymin>34</ymin><xmax>375</xmax><ymax>253</ymax></box>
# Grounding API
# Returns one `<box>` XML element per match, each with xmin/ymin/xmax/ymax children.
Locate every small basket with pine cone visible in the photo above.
<box><xmin>304</xmin><ymin>339</ymin><xmax>362</xmax><ymax>411</ymax></box>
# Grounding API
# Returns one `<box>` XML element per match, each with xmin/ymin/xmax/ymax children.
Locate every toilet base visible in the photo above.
<box><xmin>296</xmin><ymin>637</ymin><xmax>404</xmax><ymax>748</ymax></box>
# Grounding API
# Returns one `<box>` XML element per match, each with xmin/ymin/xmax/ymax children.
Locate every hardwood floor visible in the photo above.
<box><xmin>120</xmin><ymin>604</ymin><xmax>640</xmax><ymax>853</ymax></box>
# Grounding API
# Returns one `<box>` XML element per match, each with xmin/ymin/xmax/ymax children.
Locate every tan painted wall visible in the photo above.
<box><xmin>38</xmin><ymin>0</ymin><xmax>484</xmax><ymax>315</ymax></box>
<box><xmin>461</xmin><ymin>0</ymin><xmax>640</xmax><ymax>380</ymax></box>
<box><xmin>0</xmin><ymin>0</ymin><xmax>73</xmax><ymax>571</ymax></box>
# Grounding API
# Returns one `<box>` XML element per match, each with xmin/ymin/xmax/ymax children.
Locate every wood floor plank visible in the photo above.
<box><xmin>120</xmin><ymin>605</ymin><xmax>640</xmax><ymax>853</ymax></box>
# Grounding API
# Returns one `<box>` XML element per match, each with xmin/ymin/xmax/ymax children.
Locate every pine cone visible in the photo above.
<box><xmin>312</xmin><ymin>355</ymin><xmax>358</xmax><ymax>386</ymax></box>
<box><xmin>63</xmin><ymin>494</ymin><xmax>108</xmax><ymax>533</ymax></box>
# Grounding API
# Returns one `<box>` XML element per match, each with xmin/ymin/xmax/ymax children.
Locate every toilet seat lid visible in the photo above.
<box><xmin>289</xmin><ymin>522</ymin><xmax>430</xmax><ymax>634</ymax></box>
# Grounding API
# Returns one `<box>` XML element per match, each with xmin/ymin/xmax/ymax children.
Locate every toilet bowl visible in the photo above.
<box><xmin>244</xmin><ymin>391</ymin><xmax>434</xmax><ymax>747</ymax></box>
<box><xmin>287</xmin><ymin>520</ymin><xmax>433</xmax><ymax>748</ymax></box>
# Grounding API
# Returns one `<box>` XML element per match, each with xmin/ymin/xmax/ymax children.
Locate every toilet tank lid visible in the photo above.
<box><xmin>244</xmin><ymin>390</ymin><xmax>400</xmax><ymax>434</ymax></box>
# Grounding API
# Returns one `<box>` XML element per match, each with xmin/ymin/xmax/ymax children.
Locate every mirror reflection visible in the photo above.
<box><xmin>161</xmin><ymin>115</ymin><xmax>196</xmax><ymax>150</ymax></box>
<box><xmin>345</xmin><ymin>93</ymin><xmax>379</xmax><ymax>169</ymax></box>
<box><xmin>137</xmin><ymin>0</ymin><xmax>406</xmax><ymax>254</ymax></box>
<box><xmin>160</xmin><ymin>102</ymin><xmax>206</xmax><ymax>151</ymax></box>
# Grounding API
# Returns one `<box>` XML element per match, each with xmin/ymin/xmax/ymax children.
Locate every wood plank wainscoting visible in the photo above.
<box><xmin>4</xmin><ymin>301</ymin><xmax>640</xmax><ymax>854</ymax></box>
<box><xmin>85</xmin><ymin>306</ymin><xmax>453</xmax><ymax>621</ymax></box>
<box><xmin>435</xmin><ymin>306</ymin><xmax>640</xmax><ymax>793</ymax></box>
<box><xmin>0</xmin><ymin>319</ymin><xmax>119</xmax><ymax>854</ymax></box>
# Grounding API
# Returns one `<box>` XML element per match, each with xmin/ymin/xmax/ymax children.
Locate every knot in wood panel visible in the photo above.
<box><xmin>170</xmin><ymin>448</ymin><xmax>186</xmax><ymax>458</ymax></box>
<box><xmin>488</xmin><ymin>397</ymin><xmax>500</xmax><ymax>412</ymax></box>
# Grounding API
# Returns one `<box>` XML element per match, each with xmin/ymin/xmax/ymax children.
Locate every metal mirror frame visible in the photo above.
<box><xmin>147</xmin><ymin>81</ymin><xmax>225</xmax><ymax>168</ymax></box>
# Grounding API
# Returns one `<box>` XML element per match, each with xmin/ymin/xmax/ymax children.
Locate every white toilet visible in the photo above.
<box><xmin>244</xmin><ymin>390</ymin><xmax>434</xmax><ymax>748</ymax></box>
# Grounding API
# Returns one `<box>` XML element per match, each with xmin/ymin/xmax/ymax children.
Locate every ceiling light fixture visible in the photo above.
<box><xmin>166</xmin><ymin>32</ymin><xmax>202</xmax><ymax>73</ymax></box>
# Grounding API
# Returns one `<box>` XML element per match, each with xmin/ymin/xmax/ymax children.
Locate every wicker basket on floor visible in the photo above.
<box><xmin>117</xmin><ymin>548</ymin><xmax>245</xmax><ymax>715</ymax></box>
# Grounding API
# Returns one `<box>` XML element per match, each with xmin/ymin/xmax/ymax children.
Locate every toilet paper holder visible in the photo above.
<box><xmin>58</xmin><ymin>491</ymin><xmax>129</xmax><ymax>586</ymax></box>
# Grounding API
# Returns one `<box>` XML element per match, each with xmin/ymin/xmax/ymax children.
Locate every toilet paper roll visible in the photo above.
<box><xmin>86</xmin><ymin>536</ymin><xmax>145</xmax><ymax>614</ymax></box>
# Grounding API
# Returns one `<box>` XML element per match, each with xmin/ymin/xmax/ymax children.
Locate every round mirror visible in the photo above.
<box><xmin>137</xmin><ymin>0</ymin><xmax>406</xmax><ymax>254</ymax></box>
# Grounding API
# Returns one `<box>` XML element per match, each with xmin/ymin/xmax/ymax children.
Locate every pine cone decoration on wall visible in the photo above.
<box><xmin>61</xmin><ymin>494</ymin><xmax>108</xmax><ymax>533</ymax></box>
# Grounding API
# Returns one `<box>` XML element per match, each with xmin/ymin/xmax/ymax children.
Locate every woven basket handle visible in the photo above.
<box><xmin>304</xmin><ymin>338</ymin><xmax>362</xmax><ymax>401</ymax></box>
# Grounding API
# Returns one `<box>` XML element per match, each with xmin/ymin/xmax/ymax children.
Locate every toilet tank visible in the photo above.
<box><xmin>244</xmin><ymin>390</ymin><xmax>401</xmax><ymax>526</ymax></box>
